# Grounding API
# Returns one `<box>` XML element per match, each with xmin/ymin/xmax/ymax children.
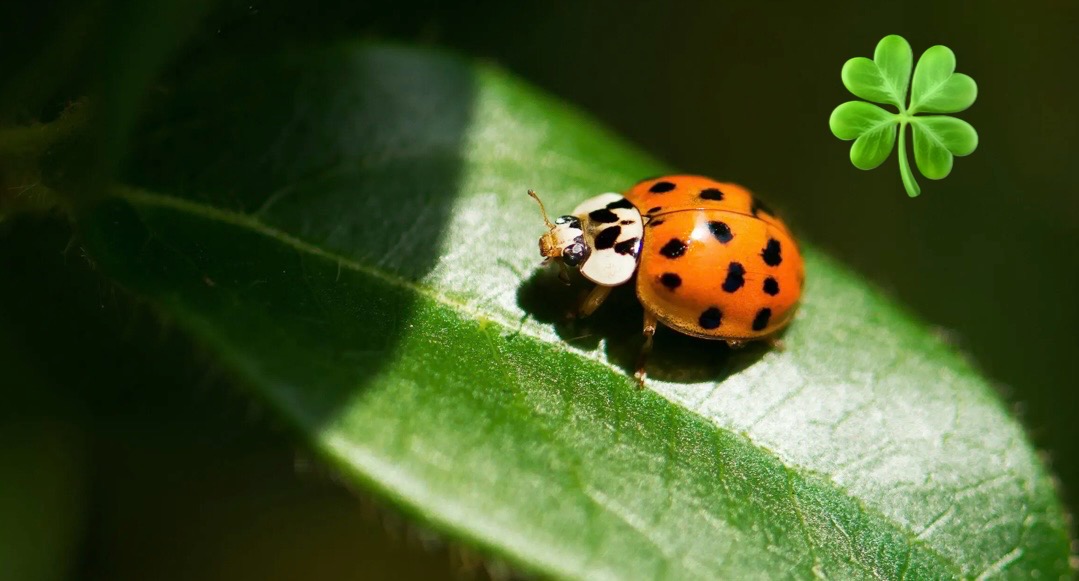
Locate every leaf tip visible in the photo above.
<box><xmin>828</xmin><ymin>106</ymin><xmax>849</xmax><ymax>140</ymax></box>
<box><xmin>924</xmin><ymin>44</ymin><xmax>957</xmax><ymax>60</ymax></box>
<box><xmin>877</xmin><ymin>34</ymin><xmax>913</xmax><ymax>57</ymax></box>
<box><xmin>880</xmin><ymin>33</ymin><xmax>910</xmax><ymax>45</ymax></box>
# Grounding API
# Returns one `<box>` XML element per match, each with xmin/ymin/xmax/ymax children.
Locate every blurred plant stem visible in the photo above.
<box><xmin>0</xmin><ymin>100</ymin><xmax>90</xmax><ymax>220</ymax></box>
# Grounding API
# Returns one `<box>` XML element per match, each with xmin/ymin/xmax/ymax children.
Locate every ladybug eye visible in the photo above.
<box><xmin>562</xmin><ymin>242</ymin><xmax>591</xmax><ymax>267</ymax></box>
<box><xmin>555</xmin><ymin>215</ymin><xmax>581</xmax><ymax>229</ymax></box>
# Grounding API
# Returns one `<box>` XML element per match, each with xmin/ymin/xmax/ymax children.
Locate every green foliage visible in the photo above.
<box><xmin>0</xmin><ymin>337</ymin><xmax>88</xmax><ymax>581</ymax></box>
<box><xmin>47</xmin><ymin>43</ymin><xmax>1070</xmax><ymax>578</ymax></box>
<box><xmin>830</xmin><ymin>35</ymin><xmax>979</xmax><ymax>197</ymax></box>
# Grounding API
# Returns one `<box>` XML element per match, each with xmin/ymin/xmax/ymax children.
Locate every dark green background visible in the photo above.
<box><xmin>3</xmin><ymin>1</ymin><xmax>1077</xmax><ymax>578</ymax></box>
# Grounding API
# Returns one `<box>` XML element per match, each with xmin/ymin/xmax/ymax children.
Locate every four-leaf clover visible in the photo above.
<box><xmin>830</xmin><ymin>35</ymin><xmax>979</xmax><ymax>197</ymax></box>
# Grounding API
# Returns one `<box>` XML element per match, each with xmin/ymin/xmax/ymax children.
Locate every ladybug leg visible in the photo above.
<box><xmin>576</xmin><ymin>284</ymin><xmax>613</xmax><ymax>318</ymax></box>
<box><xmin>634</xmin><ymin>310</ymin><xmax>659</xmax><ymax>387</ymax></box>
<box><xmin>556</xmin><ymin>262</ymin><xmax>572</xmax><ymax>285</ymax></box>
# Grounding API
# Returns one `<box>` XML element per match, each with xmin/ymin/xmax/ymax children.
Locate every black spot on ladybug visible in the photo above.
<box><xmin>660</xmin><ymin>238</ymin><xmax>687</xmax><ymax>258</ymax></box>
<box><xmin>699</xmin><ymin>307</ymin><xmax>723</xmax><ymax>330</ymax></box>
<box><xmin>588</xmin><ymin>208</ymin><xmax>619</xmax><ymax>223</ymax></box>
<box><xmin>660</xmin><ymin>273</ymin><xmax>681</xmax><ymax>290</ymax></box>
<box><xmin>751</xmin><ymin>197</ymin><xmax>775</xmax><ymax>217</ymax></box>
<box><xmin>648</xmin><ymin>219</ymin><xmax>666</xmax><ymax>228</ymax></box>
<box><xmin>620</xmin><ymin>219</ymin><xmax>634</xmax><ymax>225</ymax></box>
<box><xmin>700</xmin><ymin>188</ymin><xmax>725</xmax><ymax>201</ymax></box>
<box><xmin>594</xmin><ymin>226</ymin><xmax>621</xmax><ymax>250</ymax></box>
<box><xmin>614</xmin><ymin>237</ymin><xmax>640</xmax><ymax>256</ymax></box>
<box><xmin>763</xmin><ymin>277</ymin><xmax>780</xmax><ymax>296</ymax></box>
<box><xmin>722</xmin><ymin>262</ymin><xmax>746</xmax><ymax>293</ymax></box>
<box><xmin>708</xmin><ymin>221</ymin><xmax>734</xmax><ymax>244</ymax></box>
<box><xmin>647</xmin><ymin>206</ymin><xmax>663</xmax><ymax>214</ymax></box>
<box><xmin>761</xmin><ymin>238</ymin><xmax>782</xmax><ymax>266</ymax></box>
<box><xmin>606</xmin><ymin>197</ymin><xmax>635</xmax><ymax>210</ymax></box>
<box><xmin>649</xmin><ymin>181</ymin><xmax>677</xmax><ymax>193</ymax></box>
<box><xmin>752</xmin><ymin>308</ymin><xmax>772</xmax><ymax>331</ymax></box>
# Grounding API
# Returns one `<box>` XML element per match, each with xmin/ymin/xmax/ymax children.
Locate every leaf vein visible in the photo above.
<box><xmin>784</xmin><ymin>468</ymin><xmax>827</xmax><ymax>579</ymax></box>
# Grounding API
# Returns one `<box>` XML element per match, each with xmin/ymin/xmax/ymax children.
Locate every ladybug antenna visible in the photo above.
<box><xmin>528</xmin><ymin>189</ymin><xmax>555</xmax><ymax>230</ymax></box>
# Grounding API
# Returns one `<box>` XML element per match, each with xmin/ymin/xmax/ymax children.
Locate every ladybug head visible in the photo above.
<box><xmin>543</xmin><ymin>215</ymin><xmax>591</xmax><ymax>266</ymax></box>
<box><xmin>530</xmin><ymin>190</ymin><xmax>592</xmax><ymax>281</ymax></box>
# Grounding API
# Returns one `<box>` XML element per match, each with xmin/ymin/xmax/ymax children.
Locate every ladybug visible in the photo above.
<box><xmin>531</xmin><ymin>175</ymin><xmax>804</xmax><ymax>382</ymax></box>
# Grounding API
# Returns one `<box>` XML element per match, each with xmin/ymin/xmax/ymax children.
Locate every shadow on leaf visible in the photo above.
<box><xmin>516</xmin><ymin>264</ymin><xmax>770</xmax><ymax>384</ymax></box>
<box><xmin>82</xmin><ymin>45</ymin><xmax>478</xmax><ymax>425</ymax></box>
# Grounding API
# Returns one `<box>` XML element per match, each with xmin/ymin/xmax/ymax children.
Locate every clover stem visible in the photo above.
<box><xmin>897</xmin><ymin>119</ymin><xmax>920</xmax><ymax>198</ymax></box>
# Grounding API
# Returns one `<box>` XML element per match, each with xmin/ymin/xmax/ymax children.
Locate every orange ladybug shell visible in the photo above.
<box><xmin>625</xmin><ymin>175</ymin><xmax>804</xmax><ymax>340</ymax></box>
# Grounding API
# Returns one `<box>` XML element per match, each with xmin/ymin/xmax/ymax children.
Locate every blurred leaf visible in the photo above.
<box><xmin>0</xmin><ymin>330</ymin><xmax>88</xmax><ymax>581</ymax></box>
<box><xmin>76</xmin><ymin>44</ymin><xmax>1072</xmax><ymax>578</ymax></box>
<box><xmin>0</xmin><ymin>418</ymin><xmax>87</xmax><ymax>581</ymax></box>
<box><xmin>911</xmin><ymin>116</ymin><xmax>979</xmax><ymax>180</ymax></box>
<box><xmin>910</xmin><ymin>46</ymin><xmax>978</xmax><ymax>114</ymax></box>
<box><xmin>840</xmin><ymin>35</ymin><xmax>912</xmax><ymax>109</ymax></box>
<box><xmin>93</xmin><ymin>0</ymin><xmax>218</xmax><ymax>173</ymax></box>
<box><xmin>0</xmin><ymin>0</ymin><xmax>216</xmax><ymax>208</ymax></box>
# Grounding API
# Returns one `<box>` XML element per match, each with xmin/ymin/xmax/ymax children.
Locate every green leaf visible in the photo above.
<box><xmin>911</xmin><ymin>116</ymin><xmax>979</xmax><ymax>180</ymax></box>
<box><xmin>0</xmin><ymin>330</ymin><xmax>88</xmax><ymax>581</ymax></box>
<box><xmin>828</xmin><ymin>101</ymin><xmax>894</xmax><ymax>140</ymax></box>
<box><xmin>830</xmin><ymin>36</ymin><xmax>980</xmax><ymax>197</ymax></box>
<box><xmin>829</xmin><ymin>101</ymin><xmax>897</xmax><ymax>170</ymax></box>
<box><xmin>840</xmin><ymin>34</ymin><xmax>912</xmax><ymax>109</ymax></box>
<box><xmin>0</xmin><ymin>419</ymin><xmax>86</xmax><ymax>581</ymax></box>
<box><xmin>77</xmin><ymin>44</ymin><xmax>1072</xmax><ymax>579</ymax></box>
<box><xmin>910</xmin><ymin>45</ymin><xmax>978</xmax><ymax>114</ymax></box>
